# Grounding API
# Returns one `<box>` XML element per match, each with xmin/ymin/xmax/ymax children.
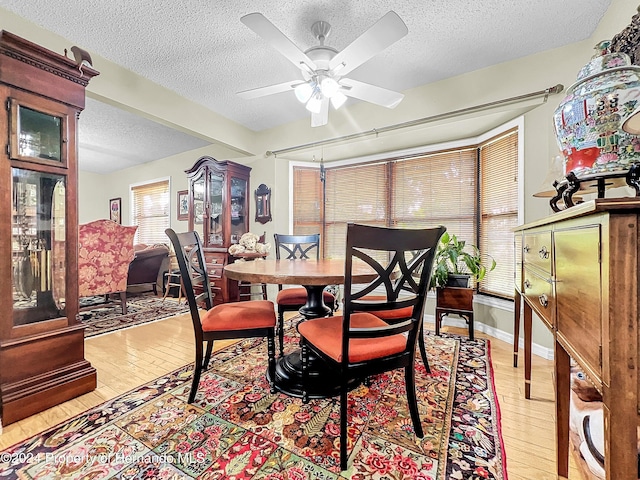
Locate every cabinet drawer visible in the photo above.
<box><xmin>207</xmin><ymin>264</ymin><xmax>224</xmax><ymax>279</ymax></box>
<box><xmin>522</xmin><ymin>266</ymin><xmax>555</xmax><ymax>329</ymax></box>
<box><xmin>210</xmin><ymin>277</ymin><xmax>223</xmax><ymax>291</ymax></box>
<box><xmin>204</xmin><ymin>252</ymin><xmax>226</xmax><ymax>265</ymax></box>
<box><xmin>204</xmin><ymin>251</ymin><xmax>226</xmax><ymax>281</ymax></box>
<box><xmin>523</xmin><ymin>231</ymin><xmax>552</xmax><ymax>274</ymax></box>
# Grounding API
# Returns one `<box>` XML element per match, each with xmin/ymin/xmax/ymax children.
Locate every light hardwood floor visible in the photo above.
<box><xmin>0</xmin><ymin>312</ymin><xmax>585</xmax><ymax>479</ymax></box>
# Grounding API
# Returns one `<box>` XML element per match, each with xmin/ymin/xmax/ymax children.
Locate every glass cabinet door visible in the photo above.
<box><xmin>230</xmin><ymin>176</ymin><xmax>247</xmax><ymax>243</ymax></box>
<box><xmin>208</xmin><ymin>171</ymin><xmax>224</xmax><ymax>245</ymax></box>
<box><xmin>12</xmin><ymin>168</ymin><xmax>66</xmax><ymax>325</ymax></box>
<box><xmin>10</xmin><ymin>99</ymin><xmax>67</xmax><ymax>165</ymax></box>
<box><xmin>191</xmin><ymin>171</ymin><xmax>206</xmax><ymax>242</ymax></box>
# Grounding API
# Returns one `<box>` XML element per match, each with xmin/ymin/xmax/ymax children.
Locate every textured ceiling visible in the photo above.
<box><xmin>79</xmin><ymin>98</ymin><xmax>211</xmax><ymax>174</ymax></box>
<box><xmin>1</xmin><ymin>0</ymin><xmax>612</xmax><ymax>173</ymax></box>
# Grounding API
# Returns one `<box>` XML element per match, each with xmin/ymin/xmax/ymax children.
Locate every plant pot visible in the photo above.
<box><xmin>446</xmin><ymin>274</ymin><xmax>470</xmax><ymax>288</ymax></box>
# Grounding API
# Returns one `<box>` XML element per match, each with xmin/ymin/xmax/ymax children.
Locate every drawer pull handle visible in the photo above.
<box><xmin>538</xmin><ymin>246</ymin><xmax>549</xmax><ymax>259</ymax></box>
<box><xmin>538</xmin><ymin>294</ymin><xmax>549</xmax><ymax>308</ymax></box>
<box><xmin>523</xmin><ymin>279</ymin><xmax>531</xmax><ymax>290</ymax></box>
<box><xmin>523</xmin><ymin>245</ymin><xmax>530</xmax><ymax>253</ymax></box>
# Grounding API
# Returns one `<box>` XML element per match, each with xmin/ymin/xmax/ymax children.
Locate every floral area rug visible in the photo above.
<box><xmin>79</xmin><ymin>294</ymin><xmax>189</xmax><ymax>337</ymax></box>
<box><xmin>1</xmin><ymin>322</ymin><xmax>507</xmax><ymax>479</ymax></box>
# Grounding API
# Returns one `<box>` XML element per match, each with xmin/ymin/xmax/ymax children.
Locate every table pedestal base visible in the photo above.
<box><xmin>271</xmin><ymin>350</ymin><xmax>361</xmax><ymax>399</ymax></box>
<box><xmin>270</xmin><ymin>283</ymin><xmax>360</xmax><ymax>398</ymax></box>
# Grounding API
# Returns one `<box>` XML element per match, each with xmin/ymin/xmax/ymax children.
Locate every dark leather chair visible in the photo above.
<box><xmin>127</xmin><ymin>244</ymin><xmax>170</xmax><ymax>295</ymax></box>
<box><xmin>273</xmin><ymin>233</ymin><xmax>336</xmax><ymax>356</ymax></box>
<box><xmin>165</xmin><ymin>228</ymin><xmax>276</xmax><ymax>403</ymax></box>
<box><xmin>297</xmin><ymin>223</ymin><xmax>445</xmax><ymax>470</ymax></box>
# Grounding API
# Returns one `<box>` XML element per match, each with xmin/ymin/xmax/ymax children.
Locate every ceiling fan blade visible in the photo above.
<box><xmin>311</xmin><ymin>97</ymin><xmax>330</xmax><ymax>127</ymax></box>
<box><xmin>329</xmin><ymin>11</ymin><xmax>408</xmax><ymax>76</ymax></box>
<box><xmin>340</xmin><ymin>78</ymin><xmax>404</xmax><ymax>108</ymax></box>
<box><xmin>237</xmin><ymin>80</ymin><xmax>300</xmax><ymax>99</ymax></box>
<box><xmin>241</xmin><ymin>13</ymin><xmax>315</xmax><ymax>71</ymax></box>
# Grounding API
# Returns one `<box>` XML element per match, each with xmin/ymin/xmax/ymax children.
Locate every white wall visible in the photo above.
<box><xmin>78</xmin><ymin>143</ymin><xmax>248</xmax><ymax>226</ymax></box>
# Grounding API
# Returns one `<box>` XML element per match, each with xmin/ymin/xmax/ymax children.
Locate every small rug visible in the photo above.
<box><xmin>0</xmin><ymin>325</ymin><xmax>507</xmax><ymax>479</ymax></box>
<box><xmin>79</xmin><ymin>295</ymin><xmax>190</xmax><ymax>337</ymax></box>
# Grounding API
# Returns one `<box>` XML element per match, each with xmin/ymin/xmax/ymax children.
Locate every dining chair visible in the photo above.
<box><xmin>297</xmin><ymin>223</ymin><xmax>446</xmax><ymax>470</ymax></box>
<box><xmin>273</xmin><ymin>233</ymin><xmax>336</xmax><ymax>356</ymax></box>
<box><xmin>165</xmin><ymin>228</ymin><xmax>277</xmax><ymax>403</ymax></box>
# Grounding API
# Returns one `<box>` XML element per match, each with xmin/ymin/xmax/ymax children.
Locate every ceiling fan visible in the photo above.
<box><xmin>237</xmin><ymin>11</ymin><xmax>408</xmax><ymax>127</ymax></box>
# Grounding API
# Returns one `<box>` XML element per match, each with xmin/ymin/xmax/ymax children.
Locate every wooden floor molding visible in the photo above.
<box><xmin>0</xmin><ymin>312</ymin><xmax>583</xmax><ymax>479</ymax></box>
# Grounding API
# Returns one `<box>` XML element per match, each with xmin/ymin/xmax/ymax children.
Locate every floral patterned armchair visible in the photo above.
<box><xmin>78</xmin><ymin>219</ymin><xmax>138</xmax><ymax>314</ymax></box>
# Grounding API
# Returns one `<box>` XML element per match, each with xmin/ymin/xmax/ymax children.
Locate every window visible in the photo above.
<box><xmin>292</xmin><ymin>167</ymin><xmax>323</xmax><ymax>236</ymax></box>
<box><xmin>130</xmin><ymin>179</ymin><xmax>170</xmax><ymax>245</ymax></box>
<box><xmin>479</xmin><ymin>129</ymin><xmax>519</xmax><ymax>297</ymax></box>
<box><xmin>325</xmin><ymin>162</ymin><xmax>389</xmax><ymax>258</ymax></box>
<box><xmin>291</xmin><ymin>126</ymin><xmax>519</xmax><ymax>299</ymax></box>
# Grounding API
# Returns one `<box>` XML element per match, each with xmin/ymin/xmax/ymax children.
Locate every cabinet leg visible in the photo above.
<box><xmin>554</xmin><ymin>341</ymin><xmax>570</xmax><ymax>479</ymax></box>
<box><xmin>523</xmin><ymin>301</ymin><xmax>532</xmax><ymax>399</ymax></box>
<box><xmin>513</xmin><ymin>289</ymin><xmax>521</xmax><ymax>367</ymax></box>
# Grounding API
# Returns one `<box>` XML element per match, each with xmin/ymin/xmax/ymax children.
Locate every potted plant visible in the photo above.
<box><xmin>430</xmin><ymin>232</ymin><xmax>496</xmax><ymax>339</ymax></box>
<box><xmin>431</xmin><ymin>232</ymin><xmax>496</xmax><ymax>289</ymax></box>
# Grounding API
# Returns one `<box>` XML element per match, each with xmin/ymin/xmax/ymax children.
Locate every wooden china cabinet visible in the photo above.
<box><xmin>0</xmin><ymin>32</ymin><xmax>99</xmax><ymax>425</ymax></box>
<box><xmin>186</xmin><ymin>156</ymin><xmax>251</xmax><ymax>304</ymax></box>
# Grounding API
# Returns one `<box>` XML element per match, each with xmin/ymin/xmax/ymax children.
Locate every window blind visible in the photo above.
<box><xmin>392</xmin><ymin>149</ymin><xmax>477</xmax><ymax>237</ymax></box>
<box><xmin>324</xmin><ymin>162</ymin><xmax>389</xmax><ymax>258</ymax></box>
<box><xmin>479</xmin><ymin>129</ymin><xmax>518</xmax><ymax>297</ymax></box>
<box><xmin>292</xmin><ymin>126</ymin><xmax>519</xmax><ymax>300</ymax></box>
<box><xmin>131</xmin><ymin>179</ymin><xmax>170</xmax><ymax>245</ymax></box>
<box><xmin>292</xmin><ymin>166</ymin><xmax>323</xmax><ymax>235</ymax></box>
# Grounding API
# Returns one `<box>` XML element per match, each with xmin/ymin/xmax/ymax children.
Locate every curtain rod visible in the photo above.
<box><xmin>266</xmin><ymin>84</ymin><xmax>564</xmax><ymax>157</ymax></box>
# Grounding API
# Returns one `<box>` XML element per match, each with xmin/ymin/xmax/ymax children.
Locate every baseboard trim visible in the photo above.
<box><xmin>424</xmin><ymin>312</ymin><xmax>554</xmax><ymax>360</ymax></box>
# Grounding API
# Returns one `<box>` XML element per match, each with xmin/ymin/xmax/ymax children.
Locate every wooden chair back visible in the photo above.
<box><xmin>164</xmin><ymin>229</ymin><xmax>213</xmax><ymax>338</ymax></box>
<box><xmin>341</xmin><ymin>223</ymin><xmax>446</xmax><ymax>366</ymax></box>
<box><xmin>273</xmin><ymin>233</ymin><xmax>321</xmax><ymax>260</ymax></box>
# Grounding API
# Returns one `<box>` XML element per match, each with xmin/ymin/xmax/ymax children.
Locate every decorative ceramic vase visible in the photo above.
<box><xmin>553</xmin><ymin>41</ymin><xmax>640</xmax><ymax>176</ymax></box>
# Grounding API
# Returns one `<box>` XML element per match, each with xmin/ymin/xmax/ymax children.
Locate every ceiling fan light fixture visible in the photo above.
<box><xmin>320</xmin><ymin>77</ymin><xmax>339</xmax><ymax>98</ymax></box>
<box><xmin>306</xmin><ymin>94</ymin><xmax>323</xmax><ymax>114</ymax></box>
<box><xmin>294</xmin><ymin>82</ymin><xmax>313</xmax><ymax>103</ymax></box>
<box><xmin>330</xmin><ymin>91</ymin><xmax>347</xmax><ymax>109</ymax></box>
<box><xmin>239</xmin><ymin>11</ymin><xmax>408</xmax><ymax>127</ymax></box>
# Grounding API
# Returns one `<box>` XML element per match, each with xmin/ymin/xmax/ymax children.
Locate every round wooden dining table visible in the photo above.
<box><xmin>224</xmin><ymin>258</ymin><xmax>378</xmax><ymax>398</ymax></box>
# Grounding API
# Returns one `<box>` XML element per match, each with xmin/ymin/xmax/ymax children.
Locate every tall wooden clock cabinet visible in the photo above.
<box><xmin>186</xmin><ymin>156</ymin><xmax>251</xmax><ymax>304</ymax></box>
<box><xmin>0</xmin><ymin>31</ymin><xmax>99</xmax><ymax>425</ymax></box>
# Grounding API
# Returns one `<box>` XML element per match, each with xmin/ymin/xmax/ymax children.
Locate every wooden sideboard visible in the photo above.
<box><xmin>514</xmin><ymin>197</ymin><xmax>640</xmax><ymax>480</ymax></box>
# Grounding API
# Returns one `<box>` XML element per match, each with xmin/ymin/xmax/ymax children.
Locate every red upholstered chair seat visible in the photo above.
<box><xmin>360</xmin><ymin>295</ymin><xmax>414</xmax><ymax>320</ymax></box>
<box><xmin>201</xmin><ymin>300</ymin><xmax>276</xmax><ymax>331</ymax></box>
<box><xmin>276</xmin><ymin>287</ymin><xmax>335</xmax><ymax>306</ymax></box>
<box><xmin>297</xmin><ymin>312</ymin><xmax>407</xmax><ymax>363</ymax></box>
<box><xmin>359</xmin><ymin>295</ymin><xmax>429</xmax><ymax>369</ymax></box>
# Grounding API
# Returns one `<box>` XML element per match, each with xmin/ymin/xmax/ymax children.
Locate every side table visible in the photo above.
<box><xmin>435</xmin><ymin>287</ymin><xmax>474</xmax><ymax>340</ymax></box>
<box><xmin>162</xmin><ymin>269</ymin><xmax>184</xmax><ymax>304</ymax></box>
